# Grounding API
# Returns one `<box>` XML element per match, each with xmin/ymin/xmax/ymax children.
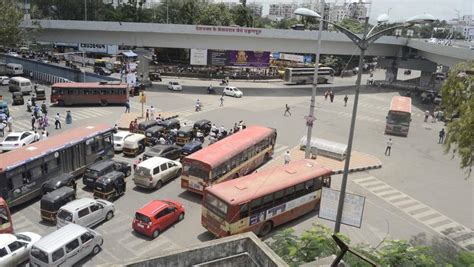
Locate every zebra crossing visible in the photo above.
<box><xmin>330</xmin><ymin>98</ymin><xmax>425</xmax><ymax>118</ymax></box>
<box><xmin>352</xmin><ymin>176</ymin><xmax>474</xmax><ymax>252</ymax></box>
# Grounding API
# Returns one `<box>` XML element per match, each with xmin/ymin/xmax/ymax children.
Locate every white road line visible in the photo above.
<box><xmin>353</xmin><ymin>176</ymin><xmax>474</xmax><ymax>252</ymax></box>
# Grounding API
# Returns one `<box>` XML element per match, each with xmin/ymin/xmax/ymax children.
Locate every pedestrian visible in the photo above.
<box><xmin>54</xmin><ymin>113</ymin><xmax>61</xmax><ymax>129</ymax></box>
<box><xmin>150</xmin><ymin>106</ymin><xmax>155</xmax><ymax>120</ymax></box>
<box><xmin>65</xmin><ymin>110</ymin><xmax>72</xmax><ymax>124</ymax></box>
<box><xmin>324</xmin><ymin>90</ymin><xmax>329</xmax><ymax>100</ymax></box>
<box><xmin>233</xmin><ymin>123</ymin><xmax>239</xmax><ymax>133</ymax></box>
<box><xmin>31</xmin><ymin>114</ymin><xmax>36</xmax><ymax>130</ymax></box>
<box><xmin>125</xmin><ymin>100</ymin><xmax>130</xmax><ymax>113</ymax></box>
<box><xmin>284</xmin><ymin>151</ymin><xmax>291</xmax><ymax>164</ymax></box>
<box><xmin>219</xmin><ymin>125</ymin><xmax>225</xmax><ymax>134</ymax></box>
<box><xmin>384</xmin><ymin>138</ymin><xmax>392</xmax><ymax>156</ymax></box>
<box><xmin>41</xmin><ymin>101</ymin><xmax>47</xmax><ymax>115</ymax></box>
<box><xmin>344</xmin><ymin>95</ymin><xmax>348</xmax><ymax>107</ymax></box>
<box><xmin>220</xmin><ymin>96</ymin><xmax>224</xmax><ymax>107</ymax></box>
<box><xmin>41</xmin><ymin>131</ymin><xmax>48</xmax><ymax>140</ymax></box>
<box><xmin>0</xmin><ymin>121</ymin><xmax>5</xmax><ymax>137</ymax></box>
<box><xmin>34</xmin><ymin>131</ymin><xmax>40</xmax><ymax>142</ymax></box>
<box><xmin>431</xmin><ymin>111</ymin><xmax>437</xmax><ymax>123</ymax></box>
<box><xmin>211</xmin><ymin>124</ymin><xmax>218</xmax><ymax>135</ymax></box>
<box><xmin>330</xmin><ymin>91</ymin><xmax>335</xmax><ymax>103</ymax></box>
<box><xmin>438</xmin><ymin>128</ymin><xmax>445</xmax><ymax>144</ymax></box>
<box><xmin>113</xmin><ymin>124</ymin><xmax>119</xmax><ymax>133</ymax></box>
<box><xmin>145</xmin><ymin>109</ymin><xmax>149</xmax><ymax>120</ymax></box>
<box><xmin>424</xmin><ymin>110</ymin><xmax>429</xmax><ymax>122</ymax></box>
<box><xmin>284</xmin><ymin>104</ymin><xmax>291</xmax><ymax>116</ymax></box>
<box><xmin>6</xmin><ymin>116</ymin><xmax>12</xmax><ymax>132</ymax></box>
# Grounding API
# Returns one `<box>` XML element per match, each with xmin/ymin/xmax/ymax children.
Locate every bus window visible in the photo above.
<box><xmin>45</xmin><ymin>154</ymin><xmax>60</xmax><ymax>172</ymax></box>
<box><xmin>100</xmin><ymin>90</ymin><xmax>107</xmax><ymax>95</ymax></box>
<box><xmin>84</xmin><ymin>90</ymin><xmax>91</xmax><ymax>95</ymax></box>
<box><xmin>93</xmin><ymin>89</ymin><xmax>99</xmax><ymax>95</ymax></box>
<box><xmin>6</xmin><ymin>167</ymin><xmax>26</xmax><ymax>190</ymax></box>
<box><xmin>239</xmin><ymin>203</ymin><xmax>249</xmax><ymax>218</ymax></box>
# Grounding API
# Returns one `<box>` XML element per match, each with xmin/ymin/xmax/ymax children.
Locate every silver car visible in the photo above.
<box><xmin>56</xmin><ymin>198</ymin><xmax>115</xmax><ymax>229</ymax></box>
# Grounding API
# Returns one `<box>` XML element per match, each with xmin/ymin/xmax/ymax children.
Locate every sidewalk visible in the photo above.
<box><xmin>263</xmin><ymin>145</ymin><xmax>382</xmax><ymax>174</ymax></box>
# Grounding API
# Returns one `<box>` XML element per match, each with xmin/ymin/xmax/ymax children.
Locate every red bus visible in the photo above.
<box><xmin>0</xmin><ymin>124</ymin><xmax>114</xmax><ymax>207</ymax></box>
<box><xmin>0</xmin><ymin>198</ymin><xmax>13</xmax><ymax>234</ymax></box>
<box><xmin>202</xmin><ymin>160</ymin><xmax>332</xmax><ymax>237</ymax></box>
<box><xmin>51</xmin><ymin>81</ymin><xmax>128</xmax><ymax>106</ymax></box>
<box><xmin>181</xmin><ymin>125</ymin><xmax>277</xmax><ymax>194</ymax></box>
<box><xmin>385</xmin><ymin>96</ymin><xmax>412</xmax><ymax>136</ymax></box>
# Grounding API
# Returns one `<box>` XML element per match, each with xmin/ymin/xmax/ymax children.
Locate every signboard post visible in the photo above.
<box><xmin>139</xmin><ymin>92</ymin><xmax>146</xmax><ymax>118</ymax></box>
<box><xmin>318</xmin><ymin>187</ymin><xmax>366</xmax><ymax>228</ymax></box>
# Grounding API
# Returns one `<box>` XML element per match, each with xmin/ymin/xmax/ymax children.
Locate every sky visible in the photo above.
<box><xmin>218</xmin><ymin>0</ymin><xmax>474</xmax><ymax>22</ymax></box>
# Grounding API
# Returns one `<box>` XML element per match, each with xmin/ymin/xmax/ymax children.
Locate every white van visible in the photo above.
<box><xmin>29</xmin><ymin>224</ymin><xmax>103</xmax><ymax>266</ymax></box>
<box><xmin>133</xmin><ymin>156</ymin><xmax>182</xmax><ymax>189</ymax></box>
<box><xmin>8</xmin><ymin>77</ymin><xmax>33</xmax><ymax>95</ymax></box>
<box><xmin>56</xmin><ymin>198</ymin><xmax>115</xmax><ymax>228</ymax></box>
<box><xmin>6</xmin><ymin>63</ymin><xmax>23</xmax><ymax>76</ymax></box>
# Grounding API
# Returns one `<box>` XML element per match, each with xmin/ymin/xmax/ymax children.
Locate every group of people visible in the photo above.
<box><xmin>324</xmin><ymin>90</ymin><xmax>336</xmax><ymax>102</ymax></box>
<box><xmin>0</xmin><ymin>113</ymin><xmax>12</xmax><ymax>137</ymax></box>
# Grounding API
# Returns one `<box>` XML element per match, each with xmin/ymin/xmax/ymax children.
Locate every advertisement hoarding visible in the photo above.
<box><xmin>207</xmin><ymin>50</ymin><xmax>270</xmax><ymax>67</ymax></box>
<box><xmin>79</xmin><ymin>43</ymin><xmax>119</xmax><ymax>55</ymax></box>
<box><xmin>190</xmin><ymin>48</ymin><xmax>208</xmax><ymax>65</ymax></box>
<box><xmin>318</xmin><ymin>187</ymin><xmax>366</xmax><ymax>228</ymax></box>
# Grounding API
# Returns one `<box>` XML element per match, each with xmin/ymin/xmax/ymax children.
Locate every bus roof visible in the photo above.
<box><xmin>0</xmin><ymin>124</ymin><xmax>112</xmax><ymax>172</ymax></box>
<box><xmin>183</xmin><ymin>125</ymin><xmax>274</xmax><ymax>169</ymax></box>
<box><xmin>390</xmin><ymin>96</ymin><xmax>412</xmax><ymax>114</ymax></box>
<box><xmin>206</xmin><ymin>159</ymin><xmax>332</xmax><ymax>205</ymax></box>
<box><xmin>52</xmin><ymin>82</ymin><xmax>127</xmax><ymax>89</ymax></box>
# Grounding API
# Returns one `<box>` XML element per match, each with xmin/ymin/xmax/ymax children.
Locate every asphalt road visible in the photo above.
<box><xmin>1</xmin><ymin>74</ymin><xmax>472</xmax><ymax>265</ymax></box>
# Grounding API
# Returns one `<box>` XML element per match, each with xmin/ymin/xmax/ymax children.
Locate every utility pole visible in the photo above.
<box><xmin>84</xmin><ymin>0</ymin><xmax>87</xmax><ymax>21</ymax></box>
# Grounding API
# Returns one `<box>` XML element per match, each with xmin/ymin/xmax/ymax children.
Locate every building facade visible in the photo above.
<box><xmin>268</xmin><ymin>2</ymin><xmax>299</xmax><ymax>21</ymax></box>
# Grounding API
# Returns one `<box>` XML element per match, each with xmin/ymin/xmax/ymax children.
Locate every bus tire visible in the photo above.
<box><xmin>100</xmin><ymin>100</ymin><xmax>108</xmax><ymax>106</ymax></box>
<box><xmin>264</xmin><ymin>152</ymin><xmax>271</xmax><ymax>161</ymax></box>
<box><xmin>258</xmin><ymin>221</ymin><xmax>273</xmax><ymax>237</ymax></box>
<box><xmin>58</xmin><ymin>100</ymin><xmax>65</xmax><ymax>107</ymax></box>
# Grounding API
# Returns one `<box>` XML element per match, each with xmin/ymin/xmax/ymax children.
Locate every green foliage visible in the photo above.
<box><xmin>230</xmin><ymin>5</ymin><xmax>252</xmax><ymax>27</ymax></box>
<box><xmin>378</xmin><ymin>240</ymin><xmax>436</xmax><ymax>266</ymax></box>
<box><xmin>338</xmin><ymin>18</ymin><xmax>364</xmax><ymax>34</ymax></box>
<box><xmin>197</xmin><ymin>4</ymin><xmax>232</xmax><ymax>26</ymax></box>
<box><xmin>440</xmin><ymin>60</ymin><xmax>474</xmax><ymax>177</ymax></box>
<box><xmin>0</xmin><ymin>0</ymin><xmax>32</xmax><ymax>47</ymax></box>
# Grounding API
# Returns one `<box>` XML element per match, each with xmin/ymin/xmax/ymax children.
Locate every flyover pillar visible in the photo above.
<box><xmin>419</xmin><ymin>71</ymin><xmax>433</xmax><ymax>87</ymax></box>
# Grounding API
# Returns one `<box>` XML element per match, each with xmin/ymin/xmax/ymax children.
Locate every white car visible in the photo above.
<box><xmin>223</xmin><ymin>86</ymin><xmax>243</xmax><ymax>98</ymax></box>
<box><xmin>7</xmin><ymin>52</ymin><xmax>19</xmax><ymax>57</ymax></box>
<box><xmin>0</xmin><ymin>76</ymin><xmax>9</xmax><ymax>86</ymax></box>
<box><xmin>56</xmin><ymin>198</ymin><xmax>115</xmax><ymax>229</ymax></box>
<box><xmin>133</xmin><ymin>157</ymin><xmax>182</xmax><ymax>189</ymax></box>
<box><xmin>0</xmin><ymin>232</ymin><xmax>42</xmax><ymax>266</ymax></box>
<box><xmin>168</xmin><ymin>81</ymin><xmax>182</xmax><ymax>91</ymax></box>
<box><xmin>0</xmin><ymin>131</ymin><xmax>36</xmax><ymax>152</ymax></box>
<box><xmin>113</xmin><ymin>131</ymin><xmax>133</xmax><ymax>152</ymax></box>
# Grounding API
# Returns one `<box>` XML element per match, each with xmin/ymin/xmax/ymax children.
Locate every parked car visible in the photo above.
<box><xmin>113</xmin><ymin>131</ymin><xmax>134</xmax><ymax>152</ymax></box>
<box><xmin>223</xmin><ymin>86</ymin><xmax>243</xmax><ymax>97</ymax></box>
<box><xmin>42</xmin><ymin>172</ymin><xmax>76</xmax><ymax>195</ymax></box>
<box><xmin>132</xmin><ymin>199</ymin><xmax>185</xmax><ymax>239</ymax></box>
<box><xmin>29</xmin><ymin>224</ymin><xmax>103</xmax><ymax>266</ymax></box>
<box><xmin>133</xmin><ymin>157</ymin><xmax>182</xmax><ymax>190</ymax></box>
<box><xmin>143</xmin><ymin>144</ymin><xmax>182</xmax><ymax>161</ymax></box>
<box><xmin>56</xmin><ymin>198</ymin><xmax>115</xmax><ymax>228</ymax></box>
<box><xmin>168</xmin><ymin>81</ymin><xmax>182</xmax><ymax>91</ymax></box>
<box><xmin>0</xmin><ymin>232</ymin><xmax>41</xmax><ymax>266</ymax></box>
<box><xmin>0</xmin><ymin>131</ymin><xmax>36</xmax><ymax>152</ymax></box>
<box><xmin>0</xmin><ymin>76</ymin><xmax>9</xmax><ymax>85</ymax></box>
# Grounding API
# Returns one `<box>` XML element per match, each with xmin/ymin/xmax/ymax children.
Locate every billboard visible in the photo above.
<box><xmin>207</xmin><ymin>50</ymin><xmax>270</xmax><ymax>67</ymax></box>
<box><xmin>318</xmin><ymin>187</ymin><xmax>366</xmax><ymax>228</ymax></box>
<box><xmin>190</xmin><ymin>49</ymin><xmax>208</xmax><ymax>65</ymax></box>
<box><xmin>79</xmin><ymin>43</ymin><xmax>118</xmax><ymax>55</ymax></box>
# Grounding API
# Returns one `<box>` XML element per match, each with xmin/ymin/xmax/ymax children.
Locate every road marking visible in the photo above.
<box><xmin>353</xmin><ymin>176</ymin><xmax>474</xmax><ymax>252</ymax></box>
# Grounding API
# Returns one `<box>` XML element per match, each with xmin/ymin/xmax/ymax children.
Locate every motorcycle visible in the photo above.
<box><xmin>195</xmin><ymin>103</ymin><xmax>202</xmax><ymax>112</ymax></box>
<box><xmin>207</xmin><ymin>87</ymin><xmax>216</xmax><ymax>94</ymax></box>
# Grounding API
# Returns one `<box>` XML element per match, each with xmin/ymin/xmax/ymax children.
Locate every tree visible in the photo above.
<box><xmin>231</xmin><ymin>5</ymin><xmax>252</xmax><ymax>27</ymax></box>
<box><xmin>338</xmin><ymin>18</ymin><xmax>364</xmax><ymax>34</ymax></box>
<box><xmin>197</xmin><ymin>4</ymin><xmax>233</xmax><ymax>26</ymax></box>
<box><xmin>440</xmin><ymin>60</ymin><xmax>474</xmax><ymax>177</ymax></box>
<box><xmin>0</xmin><ymin>0</ymin><xmax>29</xmax><ymax>47</ymax></box>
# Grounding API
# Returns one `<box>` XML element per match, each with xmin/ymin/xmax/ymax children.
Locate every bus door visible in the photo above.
<box><xmin>0</xmin><ymin>198</ymin><xmax>13</xmax><ymax>234</ymax></box>
<box><xmin>61</xmin><ymin>144</ymin><xmax>85</xmax><ymax>173</ymax></box>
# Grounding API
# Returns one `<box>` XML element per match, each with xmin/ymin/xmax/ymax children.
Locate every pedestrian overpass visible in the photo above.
<box><xmin>23</xmin><ymin>20</ymin><xmax>473</xmax><ymax>68</ymax></box>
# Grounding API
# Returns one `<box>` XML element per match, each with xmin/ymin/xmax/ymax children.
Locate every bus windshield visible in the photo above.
<box><xmin>184</xmin><ymin>164</ymin><xmax>209</xmax><ymax>180</ymax></box>
<box><xmin>387</xmin><ymin>111</ymin><xmax>410</xmax><ymax>126</ymax></box>
<box><xmin>204</xmin><ymin>193</ymin><xmax>228</xmax><ymax>219</ymax></box>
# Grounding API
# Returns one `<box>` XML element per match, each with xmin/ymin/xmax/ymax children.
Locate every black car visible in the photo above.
<box><xmin>143</xmin><ymin>144</ymin><xmax>182</xmax><ymax>160</ymax></box>
<box><xmin>93</xmin><ymin>171</ymin><xmax>126</xmax><ymax>201</ymax></box>
<box><xmin>94</xmin><ymin>66</ymin><xmax>112</xmax><ymax>76</ymax></box>
<box><xmin>42</xmin><ymin>173</ymin><xmax>76</xmax><ymax>195</ymax></box>
<box><xmin>83</xmin><ymin>159</ymin><xmax>131</xmax><ymax>188</ymax></box>
<box><xmin>181</xmin><ymin>140</ymin><xmax>203</xmax><ymax>158</ymax></box>
<box><xmin>40</xmin><ymin>187</ymin><xmax>76</xmax><ymax>222</ymax></box>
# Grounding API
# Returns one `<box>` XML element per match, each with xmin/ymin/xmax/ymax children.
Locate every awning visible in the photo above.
<box><xmin>121</xmin><ymin>50</ymin><xmax>137</xmax><ymax>58</ymax></box>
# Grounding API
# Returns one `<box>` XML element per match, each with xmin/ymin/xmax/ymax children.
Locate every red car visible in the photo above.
<box><xmin>132</xmin><ymin>199</ymin><xmax>185</xmax><ymax>239</ymax></box>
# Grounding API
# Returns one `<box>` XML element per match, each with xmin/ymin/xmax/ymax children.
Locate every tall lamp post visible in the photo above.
<box><xmin>294</xmin><ymin>1</ymin><xmax>325</xmax><ymax>160</ymax></box>
<box><xmin>293</xmin><ymin>8</ymin><xmax>435</xmax><ymax>233</ymax></box>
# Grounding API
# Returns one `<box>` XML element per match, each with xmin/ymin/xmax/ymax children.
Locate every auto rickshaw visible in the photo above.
<box><xmin>193</xmin><ymin>119</ymin><xmax>212</xmax><ymax>136</ymax></box>
<box><xmin>93</xmin><ymin>171</ymin><xmax>126</xmax><ymax>201</ymax></box>
<box><xmin>123</xmin><ymin>133</ymin><xmax>146</xmax><ymax>157</ymax></box>
<box><xmin>150</xmin><ymin>72</ymin><xmax>162</xmax><ymax>82</ymax></box>
<box><xmin>35</xmin><ymin>87</ymin><xmax>46</xmax><ymax>100</ymax></box>
<box><xmin>41</xmin><ymin>173</ymin><xmax>76</xmax><ymax>195</ymax></box>
<box><xmin>12</xmin><ymin>92</ymin><xmax>24</xmax><ymax>105</ymax></box>
<box><xmin>145</xmin><ymin>126</ymin><xmax>164</xmax><ymax>146</ymax></box>
<box><xmin>40</xmin><ymin>187</ymin><xmax>76</xmax><ymax>222</ymax></box>
<box><xmin>176</xmin><ymin>126</ymin><xmax>194</xmax><ymax>146</ymax></box>
<box><xmin>157</xmin><ymin>118</ymin><xmax>180</xmax><ymax>133</ymax></box>
<box><xmin>137</xmin><ymin>120</ymin><xmax>159</xmax><ymax>135</ymax></box>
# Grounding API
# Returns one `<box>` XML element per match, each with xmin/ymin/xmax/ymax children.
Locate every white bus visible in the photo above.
<box><xmin>284</xmin><ymin>67</ymin><xmax>335</xmax><ymax>84</ymax></box>
<box><xmin>6</xmin><ymin>63</ymin><xmax>23</xmax><ymax>76</ymax></box>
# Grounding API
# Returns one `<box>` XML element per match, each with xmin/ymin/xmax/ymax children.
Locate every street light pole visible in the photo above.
<box><xmin>84</xmin><ymin>0</ymin><xmax>87</xmax><ymax>21</ymax></box>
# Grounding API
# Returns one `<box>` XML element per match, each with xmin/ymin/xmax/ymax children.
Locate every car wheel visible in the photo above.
<box><xmin>106</xmin><ymin>211</ymin><xmax>114</xmax><ymax>221</ymax></box>
<box><xmin>155</xmin><ymin>180</ymin><xmax>162</xmax><ymax>190</ymax></box>
<box><xmin>93</xmin><ymin>245</ymin><xmax>101</xmax><ymax>255</ymax></box>
<box><xmin>175</xmin><ymin>169</ymin><xmax>182</xmax><ymax>178</ymax></box>
<box><xmin>178</xmin><ymin>213</ymin><xmax>185</xmax><ymax>221</ymax></box>
<box><xmin>100</xmin><ymin>100</ymin><xmax>108</xmax><ymax>106</ymax></box>
<box><xmin>152</xmin><ymin>229</ymin><xmax>160</xmax><ymax>239</ymax></box>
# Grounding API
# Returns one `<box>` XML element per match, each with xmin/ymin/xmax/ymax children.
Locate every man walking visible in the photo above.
<box><xmin>150</xmin><ymin>106</ymin><xmax>155</xmax><ymax>120</ymax></box>
<box><xmin>7</xmin><ymin>116</ymin><xmax>13</xmax><ymax>132</ymax></box>
<box><xmin>284</xmin><ymin>151</ymin><xmax>291</xmax><ymax>164</ymax></box>
<box><xmin>284</xmin><ymin>104</ymin><xmax>291</xmax><ymax>116</ymax></box>
<box><xmin>54</xmin><ymin>113</ymin><xmax>61</xmax><ymax>129</ymax></box>
<box><xmin>385</xmin><ymin>138</ymin><xmax>392</xmax><ymax>156</ymax></box>
<box><xmin>330</xmin><ymin>91</ymin><xmax>335</xmax><ymax>103</ymax></box>
<box><xmin>220</xmin><ymin>96</ymin><xmax>224</xmax><ymax>107</ymax></box>
<box><xmin>344</xmin><ymin>95</ymin><xmax>348</xmax><ymax>107</ymax></box>
<box><xmin>31</xmin><ymin>114</ymin><xmax>36</xmax><ymax>131</ymax></box>
<box><xmin>124</xmin><ymin>100</ymin><xmax>130</xmax><ymax>113</ymax></box>
<box><xmin>438</xmin><ymin>128</ymin><xmax>445</xmax><ymax>144</ymax></box>
<box><xmin>145</xmin><ymin>109</ymin><xmax>150</xmax><ymax>120</ymax></box>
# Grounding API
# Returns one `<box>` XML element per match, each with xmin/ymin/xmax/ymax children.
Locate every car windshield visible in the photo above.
<box><xmin>84</xmin><ymin>169</ymin><xmax>99</xmax><ymax>178</ymax></box>
<box><xmin>31</xmin><ymin>247</ymin><xmax>49</xmax><ymax>263</ymax></box>
<box><xmin>172</xmin><ymin>82</ymin><xmax>179</xmax><ymax>85</ymax></box>
<box><xmin>4</xmin><ymin>136</ymin><xmax>19</xmax><ymax>142</ymax></box>
<box><xmin>14</xmin><ymin>233</ymin><xmax>31</xmax><ymax>242</ymax></box>
<box><xmin>135</xmin><ymin>166</ymin><xmax>151</xmax><ymax>176</ymax></box>
<box><xmin>57</xmin><ymin>210</ymin><xmax>73</xmax><ymax>221</ymax></box>
<box><xmin>114</xmin><ymin>136</ymin><xmax>123</xmax><ymax>142</ymax></box>
<box><xmin>135</xmin><ymin>212</ymin><xmax>151</xmax><ymax>223</ymax></box>
<box><xmin>150</xmin><ymin>147</ymin><xmax>164</xmax><ymax>154</ymax></box>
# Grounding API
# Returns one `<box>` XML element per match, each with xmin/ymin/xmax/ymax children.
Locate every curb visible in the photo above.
<box><xmin>331</xmin><ymin>162</ymin><xmax>382</xmax><ymax>175</ymax></box>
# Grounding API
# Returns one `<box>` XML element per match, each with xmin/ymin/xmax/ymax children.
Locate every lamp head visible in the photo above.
<box><xmin>294</xmin><ymin>8</ymin><xmax>321</xmax><ymax>19</ymax></box>
<box><xmin>406</xmin><ymin>14</ymin><xmax>435</xmax><ymax>24</ymax></box>
<box><xmin>376</xmin><ymin>14</ymin><xmax>389</xmax><ymax>24</ymax></box>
